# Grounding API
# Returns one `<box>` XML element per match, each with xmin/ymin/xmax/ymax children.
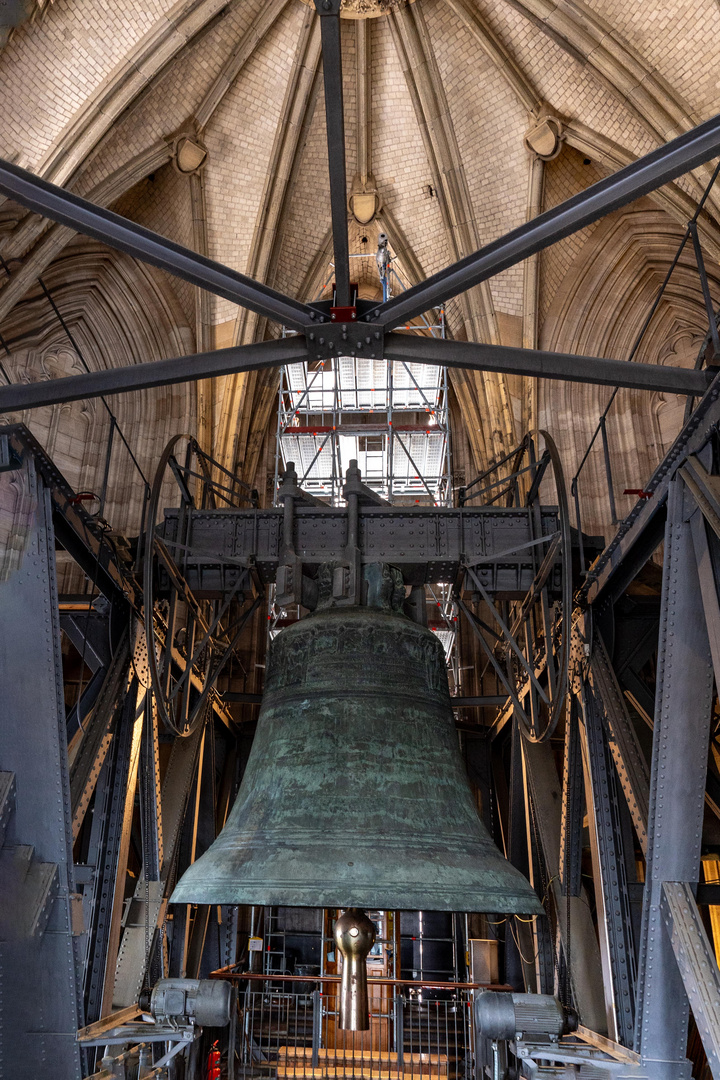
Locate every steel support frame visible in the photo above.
<box><xmin>383</xmin><ymin>332</ymin><xmax>713</xmax><ymax>397</ymax></box>
<box><xmin>0</xmin><ymin>335</ymin><xmax>709</xmax><ymax>416</ymax></box>
<box><xmin>660</xmin><ymin>881</ymin><xmax>720</xmax><ymax>1077</ymax></box>
<box><xmin>315</xmin><ymin>0</ymin><xmax>351</xmax><ymax>308</ymax></box>
<box><xmin>577</xmin><ymin>683</ymin><xmax>637</xmax><ymax>1046</ymax></box>
<box><xmin>0</xmin><ymin>460</ymin><xmax>83</xmax><ymax>1077</ymax></box>
<box><xmin>165</xmin><ymin>501</ymin><xmax>563</xmax><ymax>591</ymax></box>
<box><xmin>369</xmin><ymin>112</ymin><xmax>720</xmax><ymax>327</ymax></box>
<box><xmin>1</xmin><ymin>112</ymin><xmax>720</xmax><ymax>338</ymax></box>
<box><xmin>588</xmin><ymin>631</ymin><xmax>650</xmax><ymax>857</ymax></box>
<box><xmin>0</xmin><ymin>158</ymin><xmax>317</xmax><ymax>332</ymax></box>
<box><xmin>633</xmin><ymin>479</ymin><xmax>715</xmax><ymax>1078</ymax></box>
<box><xmin>520</xmin><ymin>738</ymin><xmax>607</xmax><ymax>1031</ymax></box>
<box><xmin>0</xmin><ymin>114</ymin><xmax>718</xmax><ymax>410</ymax></box>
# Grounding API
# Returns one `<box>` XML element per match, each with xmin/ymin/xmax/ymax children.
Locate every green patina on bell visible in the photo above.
<box><xmin>171</xmin><ymin>563</ymin><xmax>541</xmax><ymax>914</ymax></box>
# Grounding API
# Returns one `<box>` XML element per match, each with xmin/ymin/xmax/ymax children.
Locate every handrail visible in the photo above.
<box><xmin>209</xmin><ymin>967</ymin><xmax>511</xmax><ymax>992</ymax></box>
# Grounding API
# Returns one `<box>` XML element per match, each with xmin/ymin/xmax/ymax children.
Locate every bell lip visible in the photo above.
<box><xmin>168</xmin><ymin>882</ymin><xmax>544</xmax><ymax>916</ymax></box>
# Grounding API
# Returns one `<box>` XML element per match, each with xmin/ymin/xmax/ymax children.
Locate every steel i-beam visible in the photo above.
<box><xmin>0</xmin><ymin>332</ymin><xmax>710</xmax><ymax>414</ymax></box>
<box><xmin>633</xmin><ymin>479</ymin><xmax>715</xmax><ymax>1078</ymax></box>
<box><xmin>315</xmin><ymin>0</ymin><xmax>351</xmax><ymax>308</ymax></box>
<box><xmin>368</xmin><ymin>112</ymin><xmax>720</xmax><ymax>326</ymax></box>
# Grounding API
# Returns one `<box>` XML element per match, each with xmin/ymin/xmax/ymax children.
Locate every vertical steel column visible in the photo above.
<box><xmin>558</xmin><ymin>696</ymin><xmax>584</xmax><ymax>899</ymax></box>
<box><xmin>168</xmin><ymin>729</ymin><xmax>207</xmax><ymax>979</ymax></box>
<box><xmin>185</xmin><ymin>726</ymin><xmax>220</xmax><ymax>978</ymax></box>
<box><xmin>589</xmin><ymin>633</ymin><xmax>649</xmax><ymax>857</ymax></box>
<box><xmin>521</xmin><ymin>738</ymin><xmax>607</xmax><ymax>1030</ymax></box>
<box><xmin>634</xmin><ymin>479</ymin><xmax>714</xmax><ymax>1078</ymax></box>
<box><xmin>507</xmin><ymin>723</ymin><xmax>541</xmax><ymax>992</ymax></box>
<box><xmin>599</xmin><ymin>416</ymin><xmax>618</xmax><ymax>525</ymax></box>
<box><xmin>83</xmin><ymin>685</ymin><xmax>140</xmax><ymax>1024</ymax></box>
<box><xmin>578</xmin><ymin>685</ymin><xmax>636</xmax><ymax>1046</ymax></box>
<box><xmin>0</xmin><ymin>462</ymin><xmax>82</xmax><ymax>1077</ymax></box>
<box><xmin>315</xmin><ymin>0</ymin><xmax>351</xmax><ymax>308</ymax></box>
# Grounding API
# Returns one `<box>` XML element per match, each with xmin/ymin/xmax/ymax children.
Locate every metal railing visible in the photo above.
<box><xmin>217</xmin><ymin>975</ymin><xmax>482</xmax><ymax>1080</ymax></box>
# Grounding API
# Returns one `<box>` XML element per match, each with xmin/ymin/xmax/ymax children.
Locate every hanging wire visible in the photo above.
<box><xmin>571</xmin><ymin>155</ymin><xmax>720</xmax><ymax>500</ymax></box>
<box><xmin>508</xmin><ymin>919</ymin><xmax>540</xmax><ymax>968</ymax></box>
<box><xmin>0</xmin><ymin>253</ymin><xmax>149</xmax><ymax>490</ymax></box>
<box><xmin>0</xmin><ymin>326</ymin><xmax>13</xmax><ymax>385</ymax></box>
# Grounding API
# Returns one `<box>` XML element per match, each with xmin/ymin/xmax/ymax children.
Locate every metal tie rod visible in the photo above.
<box><xmin>0</xmin><ymin>158</ymin><xmax>318</xmax><ymax>332</ymax></box>
<box><xmin>369</xmin><ymin>112</ymin><xmax>720</xmax><ymax>327</ymax></box>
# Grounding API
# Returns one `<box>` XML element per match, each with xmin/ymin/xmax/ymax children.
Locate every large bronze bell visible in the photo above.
<box><xmin>172</xmin><ymin>562</ymin><xmax>541</xmax><ymax>916</ymax></box>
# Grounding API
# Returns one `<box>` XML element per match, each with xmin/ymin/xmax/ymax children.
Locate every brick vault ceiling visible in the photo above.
<box><xmin>0</xmin><ymin>0</ymin><xmax>719</xmax><ymax>540</ymax></box>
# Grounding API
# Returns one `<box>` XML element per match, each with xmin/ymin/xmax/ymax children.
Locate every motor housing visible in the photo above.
<box><xmin>140</xmin><ymin>978</ymin><xmax>232</xmax><ymax>1028</ymax></box>
<box><xmin>474</xmin><ymin>992</ymin><xmax>578</xmax><ymax>1041</ymax></box>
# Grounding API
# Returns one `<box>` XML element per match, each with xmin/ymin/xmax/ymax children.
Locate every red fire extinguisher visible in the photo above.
<box><xmin>206</xmin><ymin>1040</ymin><xmax>221</xmax><ymax>1080</ymax></box>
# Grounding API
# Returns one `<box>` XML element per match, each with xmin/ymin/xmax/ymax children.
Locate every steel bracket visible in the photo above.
<box><xmin>330</xmin><ymin>305</ymin><xmax>357</xmax><ymax>322</ymax></box>
<box><xmin>305</xmin><ymin>322</ymin><xmax>384</xmax><ymax>362</ymax></box>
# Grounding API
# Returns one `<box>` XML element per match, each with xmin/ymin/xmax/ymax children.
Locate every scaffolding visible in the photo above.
<box><xmin>273</xmin><ymin>255</ymin><xmax>450</xmax><ymax>508</ymax></box>
<box><xmin>268</xmin><ymin>241</ymin><xmax>458</xmax><ymax>686</ymax></box>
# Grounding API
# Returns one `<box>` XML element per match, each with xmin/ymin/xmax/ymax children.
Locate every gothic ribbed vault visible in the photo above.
<box><xmin>1</xmin><ymin>0</ymin><xmax>719</xmax><ymax>535</ymax></box>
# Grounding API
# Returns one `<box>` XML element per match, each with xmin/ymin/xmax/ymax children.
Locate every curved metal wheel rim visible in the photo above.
<box><xmin>143</xmin><ymin>432</ymin><xmax>206</xmax><ymax>738</ymax></box>
<box><xmin>514</xmin><ymin>429</ymin><xmax>572</xmax><ymax>743</ymax></box>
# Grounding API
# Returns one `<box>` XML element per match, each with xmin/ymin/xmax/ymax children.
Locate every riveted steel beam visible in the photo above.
<box><xmin>0</xmin><ymin>321</ymin><xmax>709</xmax><ymax>413</ymax></box>
<box><xmin>661</xmin><ymin>882</ymin><xmax>720</xmax><ymax>1079</ymax></box>
<box><xmin>634</xmin><ymin>480</ymin><xmax>715</xmax><ymax>1078</ymax></box>
<box><xmin>579</xmin><ymin>684</ymin><xmax>637</xmax><ymax>1046</ymax></box>
<box><xmin>368</xmin><ymin>112</ymin><xmax>720</xmax><ymax>327</ymax></box>
<box><xmin>589</xmin><ymin>632</ymin><xmax>650</xmax><ymax>857</ymax></box>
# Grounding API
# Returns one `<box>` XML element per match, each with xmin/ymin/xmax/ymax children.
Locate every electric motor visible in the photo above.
<box><xmin>474</xmin><ymin>991</ymin><xmax>577</xmax><ymax>1041</ymax></box>
<box><xmin>139</xmin><ymin>978</ymin><xmax>232</xmax><ymax>1028</ymax></box>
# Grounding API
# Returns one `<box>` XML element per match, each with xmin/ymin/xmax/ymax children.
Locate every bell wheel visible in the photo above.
<box><xmin>143</xmin><ymin>434</ymin><xmax>259</xmax><ymax>737</ymax></box>
<box><xmin>460</xmin><ymin>431</ymin><xmax>572</xmax><ymax>743</ymax></box>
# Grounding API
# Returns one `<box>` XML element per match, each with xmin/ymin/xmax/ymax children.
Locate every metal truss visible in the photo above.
<box><xmin>0</xmin><ymin>2</ymin><xmax>718</xmax><ymax>409</ymax></box>
<box><xmin>562</xmin><ymin>418</ymin><xmax>720</xmax><ymax>1075</ymax></box>
<box><xmin>5</xmin><ymin>5</ymin><xmax>720</xmax><ymax>1077</ymax></box>
<box><xmin>8</xmin><ymin>385</ymin><xmax>720</xmax><ymax>1079</ymax></box>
